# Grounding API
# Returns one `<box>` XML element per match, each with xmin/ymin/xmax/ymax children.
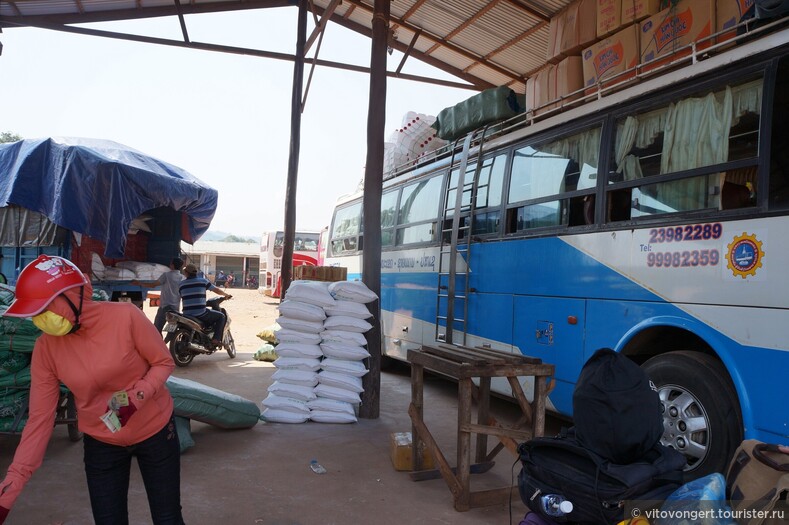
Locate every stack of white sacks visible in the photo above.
<box><xmin>261</xmin><ymin>280</ymin><xmax>378</xmax><ymax>424</ymax></box>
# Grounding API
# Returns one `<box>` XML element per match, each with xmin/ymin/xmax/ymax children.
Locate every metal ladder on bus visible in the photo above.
<box><xmin>435</xmin><ymin>125</ymin><xmax>491</xmax><ymax>345</ymax></box>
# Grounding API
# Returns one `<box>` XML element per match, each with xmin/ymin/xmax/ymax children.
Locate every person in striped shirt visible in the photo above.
<box><xmin>178</xmin><ymin>263</ymin><xmax>231</xmax><ymax>347</ymax></box>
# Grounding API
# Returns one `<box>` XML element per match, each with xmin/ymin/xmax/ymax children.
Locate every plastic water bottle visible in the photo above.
<box><xmin>309</xmin><ymin>459</ymin><xmax>327</xmax><ymax>474</ymax></box>
<box><xmin>540</xmin><ymin>494</ymin><xmax>573</xmax><ymax>517</ymax></box>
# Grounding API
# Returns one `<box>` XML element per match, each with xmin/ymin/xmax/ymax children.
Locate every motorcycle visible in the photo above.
<box><xmin>164</xmin><ymin>296</ymin><xmax>236</xmax><ymax>367</ymax></box>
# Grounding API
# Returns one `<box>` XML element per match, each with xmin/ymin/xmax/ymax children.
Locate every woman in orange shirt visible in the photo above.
<box><xmin>0</xmin><ymin>255</ymin><xmax>183</xmax><ymax>524</ymax></box>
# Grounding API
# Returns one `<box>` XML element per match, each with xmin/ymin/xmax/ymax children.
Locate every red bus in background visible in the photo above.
<box><xmin>258</xmin><ymin>230</ymin><xmax>320</xmax><ymax>297</ymax></box>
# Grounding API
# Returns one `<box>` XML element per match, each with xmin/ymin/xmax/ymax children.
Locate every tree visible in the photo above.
<box><xmin>0</xmin><ymin>132</ymin><xmax>21</xmax><ymax>144</ymax></box>
<box><xmin>222</xmin><ymin>235</ymin><xmax>256</xmax><ymax>243</ymax></box>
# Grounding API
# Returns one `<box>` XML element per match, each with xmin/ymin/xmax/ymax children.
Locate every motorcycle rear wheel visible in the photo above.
<box><xmin>224</xmin><ymin>330</ymin><xmax>237</xmax><ymax>359</ymax></box>
<box><xmin>169</xmin><ymin>329</ymin><xmax>195</xmax><ymax>367</ymax></box>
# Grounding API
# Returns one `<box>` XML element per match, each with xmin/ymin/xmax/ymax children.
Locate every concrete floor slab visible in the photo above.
<box><xmin>1</xmin><ymin>350</ymin><xmax>557</xmax><ymax>525</ymax></box>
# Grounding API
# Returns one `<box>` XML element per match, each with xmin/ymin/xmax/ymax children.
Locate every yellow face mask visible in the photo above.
<box><xmin>32</xmin><ymin>311</ymin><xmax>74</xmax><ymax>336</ymax></box>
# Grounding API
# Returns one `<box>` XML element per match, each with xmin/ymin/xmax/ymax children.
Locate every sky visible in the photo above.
<box><xmin>0</xmin><ymin>7</ymin><xmax>475</xmax><ymax>238</ymax></box>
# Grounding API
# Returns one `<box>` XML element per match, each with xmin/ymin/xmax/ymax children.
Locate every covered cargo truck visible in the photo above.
<box><xmin>0</xmin><ymin>137</ymin><xmax>218</xmax><ymax>306</ymax></box>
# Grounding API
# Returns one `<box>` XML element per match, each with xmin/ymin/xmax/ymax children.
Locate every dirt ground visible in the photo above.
<box><xmin>0</xmin><ymin>287</ymin><xmax>550</xmax><ymax>524</ymax></box>
<box><xmin>144</xmin><ymin>286</ymin><xmax>283</xmax><ymax>355</ymax></box>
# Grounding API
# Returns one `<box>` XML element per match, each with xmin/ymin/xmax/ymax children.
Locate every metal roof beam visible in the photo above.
<box><xmin>0</xmin><ymin>17</ymin><xmax>478</xmax><ymax>91</ymax></box>
<box><xmin>304</xmin><ymin>0</ymin><xmax>340</xmax><ymax>54</ymax></box>
<box><xmin>0</xmin><ymin>0</ymin><xmax>295</xmax><ymax>27</ymax></box>
<box><xmin>395</xmin><ymin>27</ymin><xmax>421</xmax><ymax>75</ymax></box>
<box><xmin>503</xmin><ymin>0</ymin><xmax>551</xmax><ymax>21</ymax></box>
<box><xmin>339</xmin><ymin>0</ymin><xmax>521</xmax><ymax>86</ymax></box>
<box><xmin>424</xmin><ymin>0</ymin><xmax>500</xmax><ymax>56</ymax></box>
<box><xmin>306</xmin><ymin>2</ymin><xmax>492</xmax><ymax>90</ymax></box>
<box><xmin>174</xmin><ymin>0</ymin><xmax>191</xmax><ymax>43</ymax></box>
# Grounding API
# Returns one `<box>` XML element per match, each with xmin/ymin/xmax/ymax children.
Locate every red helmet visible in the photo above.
<box><xmin>4</xmin><ymin>255</ymin><xmax>88</xmax><ymax>318</ymax></box>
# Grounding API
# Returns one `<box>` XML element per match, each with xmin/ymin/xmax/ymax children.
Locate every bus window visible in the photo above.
<box><xmin>396</xmin><ymin>174</ymin><xmax>442</xmax><ymax>245</ymax></box>
<box><xmin>608</xmin><ymin>77</ymin><xmax>762</xmax><ymax>218</ymax></box>
<box><xmin>330</xmin><ymin>202</ymin><xmax>362</xmax><ymax>255</ymax></box>
<box><xmin>506</xmin><ymin>126</ymin><xmax>601</xmax><ymax>232</ymax></box>
<box><xmin>471</xmin><ymin>154</ymin><xmax>507</xmax><ymax>236</ymax></box>
<box><xmin>443</xmin><ymin>153</ymin><xmax>507</xmax><ymax>241</ymax></box>
<box><xmin>769</xmin><ymin>55</ymin><xmax>789</xmax><ymax>210</ymax></box>
<box><xmin>381</xmin><ymin>190</ymin><xmax>398</xmax><ymax>247</ymax></box>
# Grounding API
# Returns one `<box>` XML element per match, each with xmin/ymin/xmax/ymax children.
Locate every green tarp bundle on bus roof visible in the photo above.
<box><xmin>432</xmin><ymin>86</ymin><xmax>525</xmax><ymax>142</ymax></box>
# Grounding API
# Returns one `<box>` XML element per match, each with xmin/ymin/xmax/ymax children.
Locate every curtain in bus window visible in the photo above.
<box><xmin>614</xmin><ymin>116</ymin><xmax>643</xmax><ymax>181</ymax></box>
<box><xmin>614</xmin><ymin>110</ymin><xmax>668</xmax><ymax>181</ymax></box>
<box><xmin>541</xmin><ymin>127</ymin><xmax>601</xmax><ymax>190</ymax></box>
<box><xmin>657</xmin><ymin>88</ymin><xmax>732</xmax><ymax>211</ymax></box>
<box><xmin>661</xmin><ymin>87</ymin><xmax>733</xmax><ymax>173</ymax></box>
<box><xmin>615</xmin><ymin>79</ymin><xmax>763</xmax><ymax>215</ymax></box>
<box><xmin>730</xmin><ymin>80</ymin><xmax>762</xmax><ymax>126</ymax></box>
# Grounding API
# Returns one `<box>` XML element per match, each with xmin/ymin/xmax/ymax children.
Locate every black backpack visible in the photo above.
<box><xmin>572</xmin><ymin>348</ymin><xmax>664</xmax><ymax>464</ymax></box>
<box><xmin>518</xmin><ymin>429</ymin><xmax>687</xmax><ymax>524</ymax></box>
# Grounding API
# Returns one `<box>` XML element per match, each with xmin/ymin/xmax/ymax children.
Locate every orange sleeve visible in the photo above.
<box><xmin>126</xmin><ymin>305</ymin><xmax>174</xmax><ymax>407</ymax></box>
<box><xmin>0</xmin><ymin>339</ymin><xmax>60</xmax><ymax>510</ymax></box>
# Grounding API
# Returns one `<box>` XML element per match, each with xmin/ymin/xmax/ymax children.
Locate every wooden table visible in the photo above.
<box><xmin>407</xmin><ymin>343</ymin><xmax>555</xmax><ymax>511</ymax></box>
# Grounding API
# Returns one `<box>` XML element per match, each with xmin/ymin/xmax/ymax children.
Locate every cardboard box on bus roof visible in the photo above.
<box><xmin>547</xmin><ymin>10</ymin><xmax>566</xmax><ymax>62</ymax></box>
<box><xmin>582</xmin><ymin>23</ymin><xmax>639</xmax><ymax>93</ymax></box>
<box><xmin>556</xmin><ymin>56</ymin><xmax>585</xmax><ymax>104</ymax></box>
<box><xmin>717</xmin><ymin>0</ymin><xmax>755</xmax><ymax>44</ymax></box>
<box><xmin>526</xmin><ymin>64</ymin><xmax>556</xmax><ymax>115</ymax></box>
<box><xmin>528</xmin><ymin>57</ymin><xmax>585</xmax><ymax>114</ymax></box>
<box><xmin>598</xmin><ymin>0</ymin><xmax>623</xmax><ymax>37</ymax></box>
<box><xmin>639</xmin><ymin>0</ymin><xmax>715</xmax><ymax>71</ymax></box>
<box><xmin>621</xmin><ymin>0</ymin><xmax>662</xmax><ymax>24</ymax></box>
<box><xmin>561</xmin><ymin>0</ymin><xmax>598</xmax><ymax>55</ymax></box>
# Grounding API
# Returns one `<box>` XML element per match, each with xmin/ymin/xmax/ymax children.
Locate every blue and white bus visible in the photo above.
<box><xmin>325</xmin><ymin>24</ymin><xmax>789</xmax><ymax>477</ymax></box>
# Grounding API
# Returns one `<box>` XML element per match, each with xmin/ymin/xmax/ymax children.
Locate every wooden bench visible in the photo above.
<box><xmin>407</xmin><ymin>343</ymin><xmax>555</xmax><ymax>511</ymax></box>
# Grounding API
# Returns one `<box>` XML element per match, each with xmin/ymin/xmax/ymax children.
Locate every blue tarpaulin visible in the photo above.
<box><xmin>0</xmin><ymin>137</ymin><xmax>218</xmax><ymax>258</ymax></box>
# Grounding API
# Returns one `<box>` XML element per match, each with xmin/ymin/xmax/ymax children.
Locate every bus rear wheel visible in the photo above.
<box><xmin>642</xmin><ymin>351</ymin><xmax>742</xmax><ymax>480</ymax></box>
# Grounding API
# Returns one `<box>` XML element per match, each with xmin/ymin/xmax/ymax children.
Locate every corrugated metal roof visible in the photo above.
<box><xmin>0</xmin><ymin>0</ymin><xmax>575</xmax><ymax>93</ymax></box>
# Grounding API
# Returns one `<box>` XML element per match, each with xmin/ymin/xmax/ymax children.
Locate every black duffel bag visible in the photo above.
<box><xmin>518</xmin><ymin>429</ymin><xmax>686</xmax><ymax>524</ymax></box>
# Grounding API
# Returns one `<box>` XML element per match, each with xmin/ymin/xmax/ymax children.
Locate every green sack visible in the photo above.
<box><xmin>0</xmin><ymin>333</ymin><xmax>41</xmax><ymax>354</ymax></box>
<box><xmin>174</xmin><ymin>416</ymin><xmax>195</xmax><ymax>454</ymax></box>
<box><xmin>0</xmin><ymin>389</ymin><xmax>28</xmax><ymax>419</ymax></box>
<box><xmin>0</xmin><ymin>368</ymin><xmax>31</xmax><ymax>388</ymax></box>
<box><xmin>433</xmin><ymin>86</ymin><xmax>524</xmax><ymax>142</ymax></box>
<box><xmin>0</xmin><ymin>315</ymin><xmax>41</xmax><ymax>337</ymax></box>
<box><xmin>0</xmin><ymin>289</ymin><xmax>14</xmax><ymax>307</ymax></box>
<box><xmin>166</xmin><ymin>376</ymin><xmax>260</xmax><ymax>430</ymax></box>
<box><xmin>253</xmin><ymin>344</ymin><xmax>278</xmax><ymax>362</ymax></box>
<box><xmin>0</xmin><ymin>416</ymin><xmax>26</xmax><ymax>433</ymax></box>
<box><xmin>0</xmin><ymin>349</ymin><xmax>31</xmax><ymax>374</ymax></box>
